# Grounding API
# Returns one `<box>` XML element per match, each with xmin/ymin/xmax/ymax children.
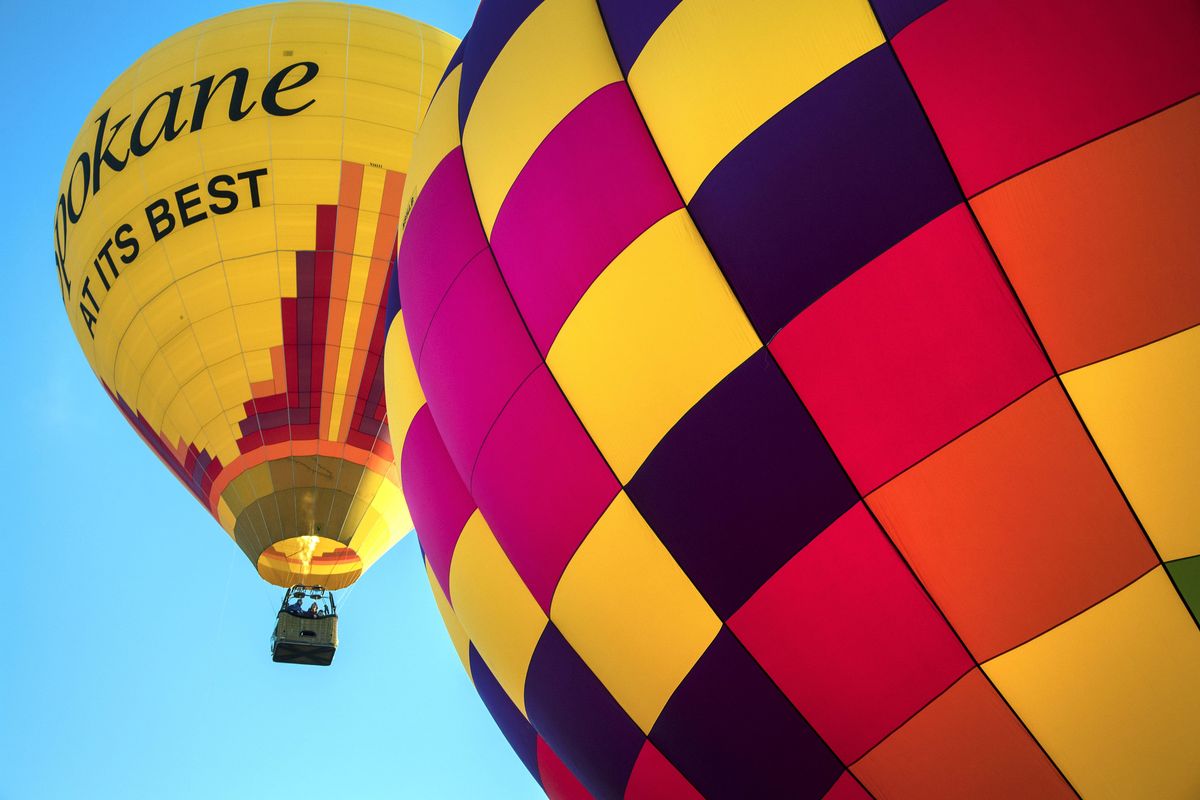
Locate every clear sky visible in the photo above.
<box><xmin>0</xmin><ymin>2</ymin><xmax>542</xmax><ymax>798</ymax></box>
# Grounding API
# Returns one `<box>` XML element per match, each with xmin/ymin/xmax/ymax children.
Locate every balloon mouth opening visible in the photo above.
<box><xmin>257</xmin><ymin>536</ymin><xmax>363</xmax><ymax>590</ymax></box>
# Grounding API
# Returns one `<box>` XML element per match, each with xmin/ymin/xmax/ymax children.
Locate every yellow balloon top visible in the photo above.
<box><xmin>53</xmin><ymin>2</ymin><xmax>458</xmax><ymax>588</ymax></box>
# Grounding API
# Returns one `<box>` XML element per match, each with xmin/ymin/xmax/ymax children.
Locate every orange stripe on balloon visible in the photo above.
<box><xmin>322</xmin><ymin>163</ymin><xmax>366</xmax><ymax>440</ymax></box>
<box><xmin>207</xmin><ymin>438</ymin><xmax>391</xmax><ymax>512</ymax></box>
<box><xmin>338</xmin><ymin>161</ymin><xmax>365</xmax><ymax>216</ymax></box>
<box><xmin>270</xmin><ymin>345</ymin><xmax>287</xmax><ymax>394</ymax></box>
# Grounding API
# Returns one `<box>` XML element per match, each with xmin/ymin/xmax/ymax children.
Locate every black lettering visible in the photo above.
<box><xmin>175</xmin><ymin>183</ymin><xmax>207</xmax><ymax>226</ymax></box>
<box><xmin>129</xmin><ymin>87</ymin><xmax>188</xmax><ymax>157</ymax></box>
<box><xmin>93</xmin><ymin>239</ymin><xmax>116</xmax><ymax>289</ymax></box>
<box><xmin>91</xmin><ymin>109</ymin><xmax>131</xmax><ymax>193</ymax></box>
<box><xmin>66</xmin><ymin>153</ymin><xmax>91</xmax><ymax>223</ymax></box>
<box><xmin>55</xmin><ymin>251</ymin><xmax>71</xmax><ymax>304</ymax></box>
<box><xmin>115</xmin><ymin>223</ymin><xmax>139</xmax><ymax>264</ymax></box>
<box><xmin>54</xmin><ymin>197</ymin><xmax>71</xmax><ymax>301</ymax></box>
<box><xmin>237</xmin><ymin>168</ymin><xmax>269</xmax><ymax>207</ymax></box>
<box><xmin>80</xmin><ymin>275</ymin><xmax>100</xmax><ymax>312</ymax></box>
<box><xmin>261</xmin><ymin>61</ymin><xmax>318</xmax><ymax>116</ymax></box>
<box><xmin>80</xmin><ymin>301</ymin><xmax>98</xmax><ymax>338</ymax></box>
<box><xmin>190</xmin><ymin>68</ymin><xmax>256</xmax><ymax>131</ymax></box>
<box><xmin>145</xmin><ymin>198</ymin><xmax>176</xmax><ymax>241</ymax></box>
<box><xmin>207</xmin><ymin>174</ymin><xmax>238</xmax><ymax>215</ymax></box>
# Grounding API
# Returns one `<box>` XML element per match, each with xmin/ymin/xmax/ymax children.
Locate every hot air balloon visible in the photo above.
<box><xmin>384</xmin><ymin>0</ymin><xmax>1200</xmax><ymax>795</ymax></box>
<box><xmin>55</xmin><ymin>2</ymin><xmax>457</xmax><ymax>664</ymax></box>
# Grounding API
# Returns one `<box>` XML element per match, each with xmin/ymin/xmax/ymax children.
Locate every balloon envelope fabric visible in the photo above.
<box><xmin>54</xmin><ymin>3</ymin><xmax>457</xmax><ymax>588</ymax></box>
<box><xmin>383</xmin><ymin>0</ymin><xmax>1200</xmax><ymax>797</ymax></box>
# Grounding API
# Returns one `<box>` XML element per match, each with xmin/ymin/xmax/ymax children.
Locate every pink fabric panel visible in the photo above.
<box><xmin>489</xmin><ymin>81</ymin><xmax>682</xmax><ymax>353</ymax></box>
<box><xmin>729</xmin><ymin>504</ymin><xmax>973</xmax><ymax>763</ymax></box>
<box><xmin>401</xmin><ymin>404</ymin><xmax>477</xmax><ymax>600</ymax></box>
<box><xmin>397</xmin><ymin>148</ymin><xmax>490</xmax><ymax>366</ymax></box>
<box><xmin>894</xmin><ymin>0</ymin><xmax>1200</xmax><ymax>195</ymax></box>
<box><xmin>770</xmin><ymin>204</ymin><xmax>1051</xmax><ymax>493</ymax></box>
<box><xmin>418</xmin><ymin>250</ymin><xmax>541</xmax><ymax>484</ymax></box>
<box><xmin>471</xmin><ymin>365</ymin><xmax>620</xmax><ymax>613</ymax></box>
<box><xmin>623</xmin><ymin>741</ymin><xmax>704</xmax><ymax>800</ymax></box>
<box><xmin>821</xmin><ymin>773</ymin><xmax>873</xmax><ymax>800</ymax></box>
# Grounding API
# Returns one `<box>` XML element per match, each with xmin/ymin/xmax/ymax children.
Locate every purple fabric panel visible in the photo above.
<box><xmin>869</xmin><ymin>0</ymin><xmax>948</xmax><ymax>37</ymax></box>
<box><xmin>489</xmin><ymin>81</ymin><xmax>681</xmax><ymax>353</ymax></box>
<box><xmin>596</xmin><ymin>0</ymin><xmax>684</xmax><ymax>74</ymax></box>
<box><xmin>384</xmin><ymin>251</ymin><xmax>403</xmax><ymax>328</ymax></box>
<box><xmin>469</xmin><ymin>645</ymin><xmax>544</xmax><ymax>787</ymax></box>
<box><xmin>401</xmin><ymin>405</ymin><xmax>477</xmax><ymax>600</ymax></box>
<box><xmin>239</xmin><ymin>408</ymin><xmax>292</xmax><ymax>435</ymax></box>
<box><xmin>397</xmin><ymin>150</ymin><xmax>490</xmax><ymax>368</ymax></box>
<box><xmin>650</xmin><ymin>629</ymin><xmax>843</xmax><ymax>800</ymax></box>
<box><xmin>625</xmin><ymin>350</ymin><xmax>858</xmax><ymax>619</ymax></box>
<box><xmin>417</xmin><ymin>251</ymin><xmax>542</xmax><ymax>486</ymax></box>
<box><xmin>471</xmin><ymin>365</ymin><xmax>620</xmax><ymax>614</ymax></box>
<box><xmin>687</xmin><ymin>45</ymin><xmax>961</xmax><ymax>341</ymax></box>
<box><xmin>525</xmin><ymin>624</ymin><xmax>645</xmax><ymax>799</ymax></box>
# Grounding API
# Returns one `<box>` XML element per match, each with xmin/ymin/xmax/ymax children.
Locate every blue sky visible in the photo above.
<box><xmin>0</xmin><ymin>2</ymin><xmax>543</xmax><ymax>797</ymax></box>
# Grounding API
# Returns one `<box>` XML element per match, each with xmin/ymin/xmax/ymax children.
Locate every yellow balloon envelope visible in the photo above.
<box><xmin>53</xmin><ymin>2</ymin><xmax>457</xmax><ymax>589</ymax></box>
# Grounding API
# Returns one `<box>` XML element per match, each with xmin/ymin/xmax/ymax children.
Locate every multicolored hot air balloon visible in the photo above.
<box><xmin>385</xmin><ymin>0</ymin><xmax>1200</xmax><ymax>796</ymax></box>
<box><xmin>54</xmin><ymin>3</ymin><xmax>455</xmax><ymax>595</ymax></box>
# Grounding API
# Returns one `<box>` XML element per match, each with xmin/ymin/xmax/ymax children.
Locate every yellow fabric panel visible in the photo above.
<box><xmin>345</xmin><ymin>80</ymin><xmax>421</xmax><ymax>130</ymax></box>
<box><xmin>547</xmin><ymin>209</ymin><xmax>761</xmax><ymax>482</ymax></box>
<box><xmin>211</xmin><ymin>203</ymin><xmax>277</xmax><ymax>261</ymax></box>
<box><xmin>123</xmin><ymin>249</ymin><xmax>174</xmax><ymax>308</ymax></box>
<box><xmin>198</xmin><ymin>116</ymin><xmax>272</xmax><ymax>173</ymax></box>
<box><xmin>193</xmin><ymin>311</ymin><xmax>240</xmax><ymax>367</ymax></box>
<box><xmin>225</xmin><ymin>253</ymin><xmax>281</xmax><ymax>306</ymax></box>
<box><xmin>136</xmin><ymin>352</ymin><xmax>175</xmax><ymax>428</ymax></box>
<box><xmin>142</xmin><ymin>290</ymin><xmax>188</xmax><ymax>352</ymax></box>
<box><xmin>134</xmin><ymin>123</ymin><xmax>207</xmax><ymax>193</ymax></box>
<box><xmin>461</xmin><ymin>0</ymin><xmax>622</xmax><ymax>233</ymax></box>
<box><xmin>216</xmin><ymin>497</ymin><xmax>236</xmax><ymax>537</ymax></box>
<box><xmin>401</xmin><ymin>66</ymin><xmax>462</xmax><ymax>230</ymax></box>
<box><xmin>180</xmin><ymin>376</ymin><xmax>223</xmax><ymax>436</ymax></box>
<box><xmin>630</xmin><ymin>0</ymin><xmax>883</xmax><ymax>201</ymax></box>
<box><xmin>93</xmin><ymin>284</ymin><xmax>139</xmax><ymax>382</ymax></box>
<box><xmin>193</xmin><ymin>41</ymin><xmax>271</xmax><ymax>81</ymax></box>
<box><xmin>985</xmin><ymin>569</ymin><xmax>1200</xmax><ymax>800</ymax></box>
<box><xmin>161</xmin><ymin>216</ymin><xmax>223</xmax><ymax>280</ymax></box>
<box><xmin>271</xmin><ymin>13</ymin><xmax>349</xmax><ymax>45</ymax></box>
<box><xmin>270</xmin><ymin>113</ymin><xmax>344</xmax><ymax>162</ymax></box>
<box><xmin>176</xmin><ymin>265</ymin><xmax>231</xmax><ymax>322</ymax></box>
<box><xmin>348</xmin><ymin>17</ymin><xmax>422</xmax><ymax>61</ymax></box>
<box><xmin>349</xmin><ymin>481</ymin><xmax>411</xmax><ymax>568</ymax></box>
<box><xmin>1062</xmin><ymin>326</ymin><xmax>1200</xmax><ymax>561</ymax></box>
<box><xmin>274</xmin><ymin>205</ymin><xmax>316</xmax><ymax>253</ymax></box>
<box><xmin>343</xmin><ymin>119</ymin><xmax>414</xmax><ymax>173</ymax></box>
<box><xmin>383</xmin><ymin>313</ymin><xmax>426</xmax><ymax>439</ymax></box>
<box><xmin>551</xmin><ymin>493</ymin><xmax>721</xmax><ymax>732</ymax></box>
<box><xmin>449</xmin><ymin>510</ymin><xmax>548</xmax><ymax>716</ymax></box>
<box><xmin>426</xmin><ymin>558</ymin><xmax>473</xmax><ymax>679</ymax></box>
<box><xmin>242</xmin><ymin>348</ymin><xmax>272</xmax><ymax>384</ymax></box>
<box><xmin>209</xmin><ymin>354</ymin><xmax>251</xmax><ymax>412</ymax></box>
<box><xmin>271</xmin><ymin>159</ymin><xmax>341</xmax><ymax>206</ymax></box>
<box><xmin>232</xmin><ymin>300</ymin><xmax>281</xmax><ymax>353</ymax></box>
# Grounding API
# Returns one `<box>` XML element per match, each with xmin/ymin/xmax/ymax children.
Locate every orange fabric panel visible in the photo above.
<box><xmin>868</xmin><ymin>380</ymin><xmax>1158</xmax><ymax>660</ymax></box>
<box><xmin>208</xmin><ymin>438</ymin><xmax>386</xmax><ymax>508</ymax></box>
<box><xmin>270</xmin><ymin>345</ymin><xmax>287</xmax><ymax>394</ymax></box>
<box><xmin>338</xmin><ymin>161</ymin><xmax>365</xmax><ymax>214</ymax></box>
<box><xmin>853</xmin><ymin>670</ymin><xmax>1075</xmax><ymax>800</ymax></box>
<box><xmin>973</xmin><ymin>97</ymin><xmax>1200</xmax><ymax>372</ymax></box>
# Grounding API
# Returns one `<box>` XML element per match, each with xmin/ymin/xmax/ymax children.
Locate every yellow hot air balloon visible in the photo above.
<box><xmin>53</xmin><ymin>2</ymin><xmax>456</xmax><ymax>661</ymax></box>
